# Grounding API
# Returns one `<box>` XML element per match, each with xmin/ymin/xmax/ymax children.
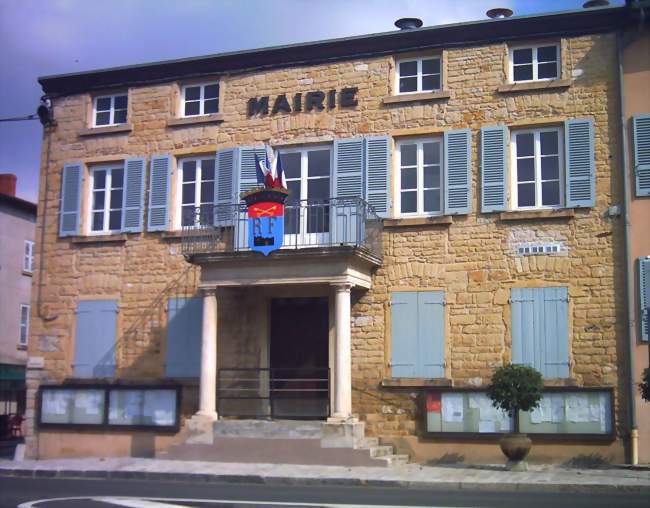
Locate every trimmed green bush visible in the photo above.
<box><xmin>487</xmin><ymin>364</ymin><xmax>543</xmax><ymax>417</ymax></box>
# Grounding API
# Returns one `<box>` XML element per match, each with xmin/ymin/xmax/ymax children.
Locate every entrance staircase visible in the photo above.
<box><xmin>158</xmin><ymin>419</ymin><xmax>408</xmax><ymax>467</ymax></box>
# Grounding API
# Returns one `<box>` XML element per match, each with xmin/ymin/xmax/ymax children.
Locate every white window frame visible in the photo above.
<box><xmin>510</xmin><ymin>127</ymin><xmax>564</xmax><ymax>210</ymax></box>
<box><xmin>395</xmin><ymin>56</ymin><xmax>442</xmax><ymax>95</ymax></box>
<box><xmin>23</xmin><ymin>240</ymin><xmax>34</xmax><ymax>273</ymax></box>
<box><xmin>509</xmin><ymin>43</ymin><xmax>560</xmax><ymax>83</ymax></box>
<box><xmin>395</xmin><ymin>138</ymin><xmax>444</xmax><ymax>217</ymax></box>
<box><xmin>175</xmin><ymin>156</ymin><xmax>216</xmax><ymax>228</ymax></box>
<box><xmin>92</xmin><ymin>94</ymin><xmax>128</xmax><ymax>127</ymax></box>
<box><xmin>19</xmin><ymin>304</ymin><xmax>29</xmax><ymax>346</ymax></box>
<box><xmin>278</xmin><ymin>145</ymin><xmax>332</xmax><ymax>244</ymax></box>
<box><xmin>87</xmin><ymin>164</ymin><xmax>124</xmax><ymax>235</ymax></box>
<box><xmin>180</xmin><ymin>82</ymin><xmax>220</xmax><ymax>117</ymax></box>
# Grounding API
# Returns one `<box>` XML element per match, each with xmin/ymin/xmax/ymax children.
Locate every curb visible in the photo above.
<box><xmin>1</xmin><ymin>468</ymin><xmax>649</xmax><ymax>494</ymax></box>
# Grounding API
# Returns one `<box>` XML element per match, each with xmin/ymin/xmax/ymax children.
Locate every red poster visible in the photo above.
<box><xmin>426</xmin><ymin>393</ymin><xmax>441</xmax><ymax>413</ymax></box>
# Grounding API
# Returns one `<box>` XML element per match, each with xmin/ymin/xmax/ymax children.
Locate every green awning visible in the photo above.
<box><xmin>0</xmin><ymin>364</ymin><xmax>25</xmax><ymax>390</ymax></box>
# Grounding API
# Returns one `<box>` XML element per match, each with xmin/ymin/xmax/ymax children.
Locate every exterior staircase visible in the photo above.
<box><xmin>158</xmin><ymin>419</ymin><xmax>408</xmax><ymax>467</ymax></box>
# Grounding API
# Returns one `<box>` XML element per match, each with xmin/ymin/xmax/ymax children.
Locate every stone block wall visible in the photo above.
<box><xmin>27</xmin><ymin>33</ymin><xmax>626</xmax><ymax>461</ymax></box>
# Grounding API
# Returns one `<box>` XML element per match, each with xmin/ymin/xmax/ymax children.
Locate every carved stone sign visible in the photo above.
<box><xmin>248</xmin><ymin>87</ymin><xmax>358</xmax><ymax>117</ymax></box>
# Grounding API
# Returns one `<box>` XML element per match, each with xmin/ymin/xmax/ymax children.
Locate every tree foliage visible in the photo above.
<box><xmin>486</xmin><ymin>364</ymin><xmax>543</xmax><ymax>417</ymax></box>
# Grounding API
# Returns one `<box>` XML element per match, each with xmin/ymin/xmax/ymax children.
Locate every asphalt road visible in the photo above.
<box><xmin>0</xmin><ymin>476</ymin><xmax>648</xmax><ymax>508</ymax></box>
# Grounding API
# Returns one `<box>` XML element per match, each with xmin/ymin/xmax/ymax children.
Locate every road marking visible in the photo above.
<box><xmin>20</xmin><ymin>496</ymin><xmax>471</xmax><ymax>508</ymax></box>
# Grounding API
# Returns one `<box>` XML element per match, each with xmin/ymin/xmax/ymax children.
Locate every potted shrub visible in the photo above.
<box><xmin>487</xmin><ymin>364</ymin><xmax>543</xmax><ymax>469</ymax></box>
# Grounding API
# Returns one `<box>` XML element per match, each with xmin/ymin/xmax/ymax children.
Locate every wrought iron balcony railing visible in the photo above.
<box><xmin>180</xmin><ymin>197</ymin><xmax>383</xmax><ymax>259</ymax></box>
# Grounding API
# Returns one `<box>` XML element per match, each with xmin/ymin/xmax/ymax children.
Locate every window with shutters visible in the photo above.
<box><xmin>23</xmin><ymin>240</ymin><xmax>34</xmax><ymax>273</ymax></box>
<box><xmin>88</xmin><ymin>165</ymin><xmax>124</xmax><ymax>233</ymax></box>
<box><xmin>396</xmin><ymin>138</ymin><xmax>443</xmax><ymax>216</ymax></box>
<box><xmin>176</xmin><ymin>157</ymin><xmax>215</xmax><ymax>227</ymax></box>
<box><xmin>19</xmin><ymin>304</ymin><xmax>29</xmax><ymax>346</ymax></box>
<box><xmin>509</xmin><ymin>44</ymin><xmax>559</xmax><ymax>83</ymax></box>
<box><xmin>511</xmin><ymin>287</ymin><xmax>570</xmax><ymax>379</ymax></box>
<box><xmin>73</xmin><ymin>300</ymin><xmax>118</xmax><ymax>378</ymax></box>
<box><xmin>640</xmin><ymin>257</ymin><xmax>650</xmax><ymax>342</ymax></box>
<box><xmin>395</xmin><ymin>56</ymin><xmax>441</xmax><ymax>94</ymax></box>
<box><xmin>93</xmin><ymin>94</ymin><xmax>128</xmax><ymax>127</ymax></box>
<box><xmin>390</xmin><ymin>291</ymin><xmax>446</xmax><ymax>379</ymax></box>
<box><xmin>165</xmin><ymin>298</ymin><xmax>202</xmax><ymax>377</ymax></box>
<box><xmin>181</xmin><ymin>83</ymin><xmax>219</xmax><ymax>117</ymax></box>
<box><xmin>632</xmin><ymin>115</ymin><xmax>650</xmax><ymax>197</ymax></box>
<box><xmin>510</xmin><ymin>127</ymin><xmax>564</xmax><ymax>209</ymax></box>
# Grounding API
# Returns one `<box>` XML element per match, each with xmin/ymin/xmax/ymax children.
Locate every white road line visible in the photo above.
<box><xmin>20</xmin><ymin>496</ymin><xmax>471</xmax><ymax>508</ymax></box>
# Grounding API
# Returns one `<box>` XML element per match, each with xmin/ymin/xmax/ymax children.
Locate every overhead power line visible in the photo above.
<box><xmin>0</xmin><ymin>114</ymin><xmax>38</xmax><ymax>122</ymax></box>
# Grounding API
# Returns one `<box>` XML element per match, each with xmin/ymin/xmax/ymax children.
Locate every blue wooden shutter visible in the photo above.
<box><xmin>165</xmin><ymin>298</ymin><xmax>202</xmax><ymax>377</ymax></box>
<box><xmin>390</xmin><ymin>292</ymin><xmax>418</xmax><ymax>378</ymax></box>
<box><xmin>73</xmin><ymin>300</ymin><xmax>117</xmax><ymax>378</ymax></box>
<box><xmin>147</xmin><ymin>155</ymin><xmax>171</xmax><ymax>231</ymax></box>
<box><xmin>418</xmin><ymin>291</ymin><xmax>445</xmax><ymax>378</ymax></box>
<box><xmin>59</xmin><ymin>163</ymin><xmax>83</xmax><ymax>237</ymax></box>
<box><xmin>480</xmin><ymin>126</ymin><xmax>508</xmax><ymax>212</ymax></box>
<box><xmin>121</xmin><ymin>157</ymin><xmax>145</xmax><ymax>232</ymax></box>
<box><xmin>365</xmin><ymin>136</ymin><xmax>391</xmax><ymax>218</ymax></box>
<box><xmin>565</xmin><ymin>119</ymin><xmax>595</xmax><ymax>208</ymax></box>
<box><xmin>333</xmin><ymin>138</ymin><xmax>364</xmax><ymax>244</ymax></box>
<box><xmin>632</xmin><ymin>115</ymin><xmax>650</xmax><ymax>197</ymax></box>
<box><xmin>215</xmin><ymin>147</ymin><xmax>237</xmax><ymax>227</ymax></box>
<box><xmin>236</xmin><ymin>146</ymin><xmax>265</xmax><ymax>249</ymax></box>
<box><xmin>511</xmin><ymin>287</ymin><xmax>569</xmax><ymax>378</ymax></box>
<box><xmin>444</xmin><ymin>129</ymin><xmax>472</xmax><ymax>215</ymax></box>
<box><xmin>640</xmin><ymin>257</ymin><xmax>650</xmax><ymax>342</ymax></box>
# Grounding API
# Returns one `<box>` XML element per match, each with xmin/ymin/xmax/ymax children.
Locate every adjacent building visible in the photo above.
<box><xmin>25</xmin><ymin>3</ymin><xmax>650</xmax><ymax>463</ymax></box>
<box><xmin>0</xmin><ymin>174</ymin><xmax>36</xmax><ymax>441</ymax></box>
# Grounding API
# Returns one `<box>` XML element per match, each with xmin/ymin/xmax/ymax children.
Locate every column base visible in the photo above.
<box><xmin>185</xmin><ymin>412</ymin><xmax>218</xmax><ymax>444</ymax></box>
<box><xmin>321</xmin><ymin>419</ymin><xmax>365</xmax><ymax>449</ymax></box>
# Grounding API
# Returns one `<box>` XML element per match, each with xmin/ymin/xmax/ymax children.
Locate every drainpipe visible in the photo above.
<box><xmin>617</xmin><ymin>30</ymin><xmax>638</xmax><ymax>465</ymax></box>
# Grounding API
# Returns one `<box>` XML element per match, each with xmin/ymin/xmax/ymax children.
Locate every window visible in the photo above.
<box><xmin>511</xmin><ymin>128</ymin><xmax>563</xmax><ymax>209</ymax></box>
<box><xmin>89</xmin><ymin>166</ymin><xmax>124</xmax><ymax>233</ymax></box>
<box><xmin>396</xmin><ymin>57</ymin><xmax>441</xmax><ymax>94</ymax></box>
<box><xmin>178</xmin><ymin>157</ymin><xmax>215</xmax><ymax>227</ymax></box>
<box><xmin>280</xmin><ymin>146</ymin><xmax>331</xmax><ymax>236</ymax></box>
<box><xmin>19</xmin><ymin>304</ymin><xmax>29</xmax><ymax>346</ymax></box>
<box><xmin>390</xmin><ymin>291</ymin><xmax>445</xmax><ymax>378</ymax></box>
<box><xmin>181</xmin><ymin>83</ymin><xmax>219</xmax><ymax>117</ymax></box>
<box><xmin>510</xmin><ymin>44</ymin><xmax>559</xmax><ymax>83</ymax></box>
<box><xmin>511</xmin><ymin>287</ymin><xmax>569</xmax><ymax>378</ymax></box>
<box><xmin>397</xmin><ymin>139</ymin><xmax>443</xmax><ymax>216</ymax></box>
<box><xmin>93</xmin><ymin>94</ymin><xmax>128</xmax><ymax>126</ymax></box>
<box><xmin>23</xmin><ymin>240</ymin><xmax>34</xmax><ymax>273</ymax></box>
<box><xmin>166</xmin><ymin>298</ymin><xmax>202</xmax><ymax>377</ymax></box>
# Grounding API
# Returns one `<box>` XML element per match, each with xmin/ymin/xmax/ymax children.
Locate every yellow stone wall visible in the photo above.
<box><xmin>27</xmin><ymin>33</ymin><xmax>626</xmax><ymax>462</ymax></box>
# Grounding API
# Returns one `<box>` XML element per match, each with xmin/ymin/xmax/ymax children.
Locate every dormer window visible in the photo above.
<box><xmin>181</xmin><ymin>83</ymin><xmax>219</xmax><ymax>117</ymax></box>
<box><xmin>93</xmin><ymin>94</ymin><xmax>128</xmax><ymax>127</ymax></box>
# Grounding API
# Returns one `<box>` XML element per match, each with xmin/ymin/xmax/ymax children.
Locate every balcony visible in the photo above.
<box><xmin>181</xmin><ymin>198</ymin><xmax>383</xmax><ymax>288</ymax></box>
<box><xmin>181</xmin><ymin>197</ymin><xmax>383</xmax><ymax>259</ymax></box>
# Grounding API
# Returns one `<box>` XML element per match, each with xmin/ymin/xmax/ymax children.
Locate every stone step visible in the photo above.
<box><xmin>374</xmin><ymin>454</ymin><xmax>410</xmax><ymax>466</ymax></box>
<box><xmin>368</xmin><ymin>445</ymin><xmax>394</xmax><ymax>458</ymax></box>
<box><xmin>358</xmin><ymin>437</ymin><xmax>379</xmax><ymax>448</ymax></box>
<box><xmin>213</xmin><ymin>419</ymin><xmax>323</xmax><ymax>439</ymax></box>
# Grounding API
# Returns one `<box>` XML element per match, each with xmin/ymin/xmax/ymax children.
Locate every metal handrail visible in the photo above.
<box><xmin>181</xmin><ymin>197</ymin><xmax>383</xmax><ymax>258</ymax></box>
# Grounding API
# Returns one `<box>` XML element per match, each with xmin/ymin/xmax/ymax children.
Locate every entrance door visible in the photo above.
<box><xmin>270</xmin><ymin>297</ymin><xmax>329</xmax><ymax>419</ymax></box>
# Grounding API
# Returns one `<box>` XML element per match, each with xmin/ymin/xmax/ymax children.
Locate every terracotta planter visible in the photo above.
<box><xmin>499</xmin><ymin>433</ymin><xmax>532</xmax><ymax>462</ymax></box>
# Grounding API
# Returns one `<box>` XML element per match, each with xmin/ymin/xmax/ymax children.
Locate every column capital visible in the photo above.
<box><xmin>201</xmin><ymin>287</ymin><xmax>218</xmax><ymax>297</ymax></box>
<box><xmin>331</xmin><ymin>282</ymin><xmax>353</xmax><ymax>293</ymax></box>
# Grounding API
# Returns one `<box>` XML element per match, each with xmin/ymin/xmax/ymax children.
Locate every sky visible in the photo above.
<box><xmin>0</xmin><ymin>0</ymin><xmax>621</xmax><ymax>203</ymax></box>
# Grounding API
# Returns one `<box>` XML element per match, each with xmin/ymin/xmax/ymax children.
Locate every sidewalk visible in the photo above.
<box><xmin>1</xmin><ymin>457</ymin><xmax>649</xmax><ymax>493</ymax></box>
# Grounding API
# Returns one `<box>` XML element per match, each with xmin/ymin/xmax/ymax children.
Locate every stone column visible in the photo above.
<box><xmin>197</xmin><ymin>287</ymin><xmax>218</xmax><ymax>419</ymax></box>
<box><xmin>332</xmin><ymin>283</ymin><xmax>352</xmax><ymax>419</ymax></box>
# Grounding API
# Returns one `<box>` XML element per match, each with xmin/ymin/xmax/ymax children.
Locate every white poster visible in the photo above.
<box><xmin>566</xmin><ymin>394</ymin><xmax>590</xmax><ymax>423</ymax></box>
<box><xmin>442</xmin><ymin>393</ymin><xmax>464</xmax><ymax>423</ymax></box>
<box><xmin>551</xmin><ymin>394</ymin><xmax>565</xmax><ymax>423</ymax></box>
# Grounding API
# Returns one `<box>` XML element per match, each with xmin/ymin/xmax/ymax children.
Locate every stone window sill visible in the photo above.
<box><xmin>16</xmin><ymin>344</ymin><xmax>27</xmax><ymax>351</ymax></box>
<box><xmin>382</xmin><ymin>91</ymin><xmax>451</xmax><ymax>105</ymax></box>
<box><xmin>381</xmin><ymin>378</ymin><xmax>452</xmax><ymax>388</ymax></box>
<box><xmin>161</xmin><ymin>230</ymin><xmax>183</xmax><ymax>240</ymax></box>
<box><xmin>167</xmin><ymin>114</ymin><xmax>224</xmax><ymax>127</ymax></box>
<box><xmin>78</xmin><ymin>124</ymin><xmax>133</xmax><ymax>137</ymax></box>
<box><xmin>383</xmin><ymin>216</ymin><xmax>453</xmax><ymax>228</ymax></box>
<box><xmin>22</xmin><ymin>270</ymin><xmax>33</xmax><ymax>277</ymax></box>
<box><xmin>499</xmin><ymin>209</ymin><xmax>575</xmax><ymax>221</ymax></box>
<box><xmin>496</xmin><ymin>79</ymin><xmax>572</xmax><ymax>94</ymax></box>
<box><xmin>71</xmin><ymin>234</ymin><xmax>128</xmax><ymax>245</ymax></box>
<box><xmin>543</xmin><ymin>378</ymin><xmax>579</xmax><ymax>387</ymax></box>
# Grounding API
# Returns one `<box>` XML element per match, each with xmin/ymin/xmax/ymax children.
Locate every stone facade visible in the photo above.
<box><xmin>28</xmin><ymin>30</ymin><xmax>627</xmax><ymax>462</ymax></box>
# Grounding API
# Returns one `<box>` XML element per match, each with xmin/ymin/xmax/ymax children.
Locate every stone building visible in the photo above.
<box><xmin>26</xmin><ymin>3</ymin><xmax>650</xmax><ymax>463</ymax></box>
